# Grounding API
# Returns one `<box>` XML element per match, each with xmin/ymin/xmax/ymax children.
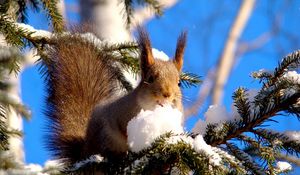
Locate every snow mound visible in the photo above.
<box><xmin>127</xmin><ymin>104</ymin><xmax>183</xmax><ymax>152</ymax></box>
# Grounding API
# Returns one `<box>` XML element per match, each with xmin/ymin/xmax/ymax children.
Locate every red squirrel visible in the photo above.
<box><xmin>44</xmin><ymin>28</ymin><xmax>186</xmax><ymax>165</ymax></box>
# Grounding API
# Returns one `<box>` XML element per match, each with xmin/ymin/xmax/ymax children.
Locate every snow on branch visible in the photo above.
<box><xmin>16</xmin><ymin>23</ymin><xmax>52</xmax><ymax>38</ymax></box>
<box><xmin>67</xmin><ymin>155</ymin><xmax>104</xmax><ymax>172</ymax></box>
<box><xmin>275</xmin><ymin>161</ymin><xmax>292</xmax><ymax>173</ymax></box>
<box><xmin>284</xmin><ymin>131</ymin><xmax>300</xmax><ymax>143</ymax></box>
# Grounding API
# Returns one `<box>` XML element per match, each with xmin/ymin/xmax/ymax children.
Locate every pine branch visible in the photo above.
<box><xmin>232</xmin><ymin>87</ymin><xmax>251</xmax><ymax>122</ymax></box>
<box><xmin>253</xmin><ymin>129</ymin><xmax>300</xmax><ymax>157</ymax></box>
<box><xmin>124</xmin><ymin>0</ymin><xmax>163</xmax><ymax>27</ymax></box>
<box><xmin>263</xmin><ymin>50</ymin><xmax>300</xmax><ymax>88</ymax></box>
<box><xmin>138</xmin><ymin>0</ymin><xmax>163</xmax><ymax>16</ymax></box>
<box><xmin>180</xmin><ymin>72</ymin><xmax>202</xmax><ymax>88</ymax></box>
<box><xmin>0</xmin><ymin>115</ymin><xmax>9</xmax><ymax>150</ymax></box>
<box><xmin>238</xmin><ymin>134</ymin><xmax>277</xmax><ymax>173</ymax></box>
<box><xmin>205</xmin><ymin>51</ymin><xmax>300</xmax><ymax>146</ymax></box>
<box><xmin>207</xmin><ymin>91</ymin><xmax>300</xmax><ymax>146</ymax></box>
<box><xmin>226</xmin><ymin>142</ymin><xmax>264</xmax><ymax>175</ymax></box>
<box><xmin>101</xmin><ymin>42</ymin><xmax>140</xmax><ymax>74</ymax></box>
<box><xmin>16</xmin><ymin>0</ymin><xmax>27</xmax><ymax>22</ymax></box>
<box><xmin>8</xmin><ymin>0</ymin><xmax>40</xmax><ymax>22</ymax></box>
<box><xmin>276</xmin><ymin>154</ymin><xmax>300</xmax><ymax>167</ymax></box>
<box><xmin>0</xmin><ymin>1</ymin><xmax>10</xmax><ymax>14</ymax></box>
<box><xmin>0</xmin><ymin>14</ymin><xmax>33</xmax><ymax>47</ymax></box>
<box><xmin>0</xmin><ymin>46</ymin><xmax>30</xmax><ymax>151</ymax></box>
<box><xmin>40</xmin><ymin>0</ymin><xmax>64</xmax><ymax>32</ymax></box>
<box><xmin>0</xmin><ymin>46</ymin><xmax>22</xmax><ymax>74</ymax></box>
<box><xmin>66</xmin><ymin>133</ymin><xmax>235</xmax><ymax>174</ymax></box>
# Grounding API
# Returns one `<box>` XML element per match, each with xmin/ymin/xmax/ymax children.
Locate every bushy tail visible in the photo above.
<box><xmin>42</xmin><ymin>36</ymin><xmax>120</xmax><ymax>164</ymax></box>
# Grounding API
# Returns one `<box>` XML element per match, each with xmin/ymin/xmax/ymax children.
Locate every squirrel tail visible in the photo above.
<box><xmin>42</xmin><ymin>36</ymin><xmax>120</xmax><ymax>163</ymax></box>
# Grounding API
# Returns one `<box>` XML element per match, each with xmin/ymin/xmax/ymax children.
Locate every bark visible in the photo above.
<box><xmin>79</xmin><ymin>0</ymin><xmax>131</xmax><ymax>42</ymax></box>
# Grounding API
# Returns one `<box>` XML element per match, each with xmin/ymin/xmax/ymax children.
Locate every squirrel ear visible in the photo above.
<box><xmin>137</xmin><ymin>26</ymin><xmax>154</xmax><ymax>78</ymax></box>
<box><xmin>173</xmin><ymin>31</ymin><xmax>187</xmax><ymax>71</ymax></box>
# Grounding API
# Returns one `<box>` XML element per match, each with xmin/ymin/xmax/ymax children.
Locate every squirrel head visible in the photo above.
<box><xmin>136</xmin><ymin>28</ymin><xmax>187</xmax><ymax>112</ymax></box>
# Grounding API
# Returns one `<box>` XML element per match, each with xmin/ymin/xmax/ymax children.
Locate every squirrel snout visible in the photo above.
<box><xmin>163</xmin><ymin>92</ymin><xmax>171</xmax><ymax>98</ymax></box>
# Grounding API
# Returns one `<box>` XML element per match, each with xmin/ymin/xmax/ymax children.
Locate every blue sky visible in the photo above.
<box><xmin>20</xmin><ymin>0</ymin><xmax>300</xmax><ymax>173</ymax></box>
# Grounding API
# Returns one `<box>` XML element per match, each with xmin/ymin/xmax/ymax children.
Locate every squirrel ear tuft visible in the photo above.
<box><xmin>174</xmin><ymin>31</ymin><xmax>187</xmax><ymax>71</ymax></box>
<box><xmin>137</xmin><ymin>26</ymin><xmax>154</xmax><ymax>78</ymax></box>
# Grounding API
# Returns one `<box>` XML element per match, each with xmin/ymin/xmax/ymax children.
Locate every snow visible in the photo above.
<box><xmin>282</xmin><ymin>71</ymin><xmax>300</xmax><ymax>84</ymax></box>
<box><xmin>127</xmin><ymin>104</ymin><xmax>224</xmax><ymax>166</ymax></box>
<box><xmin>17</xmin><ymin>23</ymin><xmax>52</xmax><ymax>38</ymax></box>
<box><xmin>127</xmin><ymin>104</ymin><xmax>183</xmax><ymax>152</ymax></box>
<box><xmin>166</xmin><ymin>135</ymin><xmax>194</xmax><ymax>145</ymax></box>
<box><xmin>193</xmin><ymin>105</ymin><xmax>232</xmax><ymax>135</ymax></box>
<box><xmin>23</xmin><ymin>164</ymin><xmax>48</xmax><ymax>175</ymax></box>
<box><xmin>67</xmin><ymin>154</ymin><xmax>104</xmax><ymax>171</ymax></box>
<box><xmin>79</xmin><ymin>32</ymin><xmax>103</xmax><ymax>47</ymax></box>
<box><xmin>152</xmin><ymin>48</ymin><xmax>170</xmax><ymax>61</ymax></box>
<box><xmin>276</xmin><ymin>161</ymin><xmax>292</xmax><ymax>172</ymax></box>
<box><xmin>205</xmin><ymin>105</ymin><xmax>230</xmax><ymax>123</ymax></box>
<box><xmin>279</xmin><ymin>71</ymin><xmax>300</xmax><ymax>98</ymax></box>
<box><xmin>43</xmin><ymin>160</ymin><xmax>62</xmax><ymax>169</ymax></box>
<box><xmin>193</xmin><ymin>135</ymin><xmax>222</xmax><ymax>166</ymax></box>
<box><xmin>284</xmin><ymin>131</ymin><xmax>300</xmax><ymax>143</ymax></box>
<box><xmin>0</xmin><ymin>46</ymin><xmax>20</xmax><ymax>60</ymax></box>
<box><xmin>192</xmin><ymin>119</ymin><xmax>207</xmax><ymax>135</ymax></box>
<box><xmin>252</xmin><ymin>69</ymin><xmax>273</xmax><ymax>77</ymax></box>
<box><xmin>24</xmin><ymin>164</ymin><xmax>43</xmax><ymax>172</ymax></box>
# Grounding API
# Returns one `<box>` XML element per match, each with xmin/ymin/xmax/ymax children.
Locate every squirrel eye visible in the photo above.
<box><xmin>147</xmin><ymin>75</ymin><xmax>154</xmax><ymax>83</ymax></box>
<box><xmin>178</xmin><ymin>81</ymin><xmax>181</xmax><ymax>87</ymax></box>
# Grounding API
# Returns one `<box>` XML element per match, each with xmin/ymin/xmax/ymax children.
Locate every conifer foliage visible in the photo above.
<box><xmin>0</xmin><ymin>0</ymin><xmax>299</xmax><ymax>175</ymax></box>
<box><xmin>65</xmin><ymin>50</ymin><xmax>300</xmax><ymax>175</ymax></box>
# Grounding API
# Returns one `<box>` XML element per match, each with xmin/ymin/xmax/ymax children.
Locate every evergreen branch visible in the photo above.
<box><xmin>15</xmin><ymin>0</ymin><xmax>40</xmax><ymax>22</ymax></box>
<box><xmin>102</xmin><ymin>42</ymin><xmax>140</xmax><ymax>74</ymax></box>
<box><xmin>124</xmin><ymin>0</ymin><xmax>163</xmax><ymax>27</ymax></box>
<box><xmin>16</xmin><ymin>0</ymin><xmax>27</xmax><ymax>22</ymax></box>
<box><xmin>130</xmin><ymin>133</ymin><xmax>224</xmax><ymax>174</ymax></box>
<box><xmin>212</xmin><ymin>147</ymin><xmax>247</xmax><ymax>174</ymax></box>
<box><xmin>0</xmin><ymin>1</ymin><xmax>10</xmax><ymax>14</ymax></box>
<box><xmin>180</xmin><ymin>72</ymin><xmax>202</xmax><ymax>88</ymax></box>
<box><xmin>138</xmin><ymin>0</ymin><xmax>163</xmax><ymax>16</ymax></box>
<box><xmin>0</xmin><ymin>46</ymin><xmax>22</xmax><ymax>74</ymax></box>
<box><xmin>0</xmin><ymin>151</ymin><xmax>23</xmax><ymax>169</ymax></box>
<box><xmin>252</xmin><ymin>70</ymin><xmax>273</xmax><ymax>79</ymax></box>
<box><xmin>206</xmin><ymin>50</ymin><xmax>300</xmax><ymax>146</ymax></box>
<box><xmin>207</xmin><ymin>91</ymin><xmax>300</xmax><ymax>146</ymax></box>
<box><xmin>251</xmin><ymin>69</ymin><xmax>273</xmax><ymax>83</ymax></box>
<box><xmin>276</xmin><ymin>154</ymin><xmax>300</xmax><ymax>167</ymax></box>
<box><xmin>232</xmin><ymin>87</ymin><xmax>251</xmax><ymax>122</ymax></box>
<box><xmin>27</xmin><ymin>0</ymin><xmax>40</xmax><ymax>11</ymax></box>
<box><xmin>67</xmin><ymin>133</ymin><xmax>235</xmax><ymax>174</ymax></box>
<box><xmin>253</xmin><ymin>129</ymin><xmax>300</xmax><ymax>157</ymax></box>
<box><xmin>226</xmin><ymin>142</ymin><xmax>264</xmax><ymax>175</ymax></box>
<box><xmin>40</xmin><ymin>0</ymin><xmax>64</xmax><ymax>32</ymax></box>
<box><xmin>0</xmin><ymin>115</ymin><xmax>9</xmax><ymax>150</ymax></box>
<box><xmin>0</xmin><ymin>92</ymin><xmax>30</xmax><ymax>120</ymax></box>
<box><xmin>124</xmin><ymin>0</ymin><xmax>134</xmax><ymax>26</ymax></box>
<box><xmin>0</xmin><ymin>14</ymin><xmax>34</xmax><ymax>47</ymax></box>
<box><xmin>238</xmin><ymin>134</ymin><xmax>277</xmax><ymax>173</ymax></box>
<box><xmin>264</xmin><ymin>50</ymin><xmax>300</xmax><ymax>88</ymax></box>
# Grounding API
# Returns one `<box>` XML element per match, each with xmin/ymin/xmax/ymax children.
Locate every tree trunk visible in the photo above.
<box><xmin>212</xmin><ymin>0</ymin><xmax>255</xmax><ymax>104</ymax></box>
<box><xmin>79</xmin><ymin>0</ymin><xmax>131</xmax><ymax>42</ymax></box>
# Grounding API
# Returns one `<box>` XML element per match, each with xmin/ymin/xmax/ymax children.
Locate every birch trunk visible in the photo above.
<box><xmin>212</xmin><ymin>0</ymin><xmax>255</xmax><ymax>104</ymax></box>
<box><xmin>79</xmin><ymin>0</ymin><xmax>131</xmax><ymax>42</ymax></box>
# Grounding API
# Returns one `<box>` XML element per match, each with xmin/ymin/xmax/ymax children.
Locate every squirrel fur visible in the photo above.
<box><xmin>44</xmin><ymin>28</ymin><xmax>187</xmax><ymax>164</ymax></box>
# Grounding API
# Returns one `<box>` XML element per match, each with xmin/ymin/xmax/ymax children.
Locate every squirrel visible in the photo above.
<box><xmin>44</xmin><ymin>27</ymin><xmax>187</xmax><ymax>165</ymax></box>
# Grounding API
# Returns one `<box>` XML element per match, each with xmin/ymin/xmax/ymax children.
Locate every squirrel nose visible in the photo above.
<box><xmin>163</xmin><ymin>92</ymin><xmax>171</xmax><ymax>98</ymax></box>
